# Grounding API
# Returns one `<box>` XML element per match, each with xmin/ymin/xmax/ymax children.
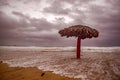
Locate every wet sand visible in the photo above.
<box><xmin>0</xmin><ymin>61</ymin><xmax>80</xmax><ymax>80</ymax></box>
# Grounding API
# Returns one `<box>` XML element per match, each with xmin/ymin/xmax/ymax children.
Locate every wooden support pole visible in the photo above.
<box><xmin>77</xmin><ymin>36</ymin><xmax>81</xmax><ymax>59</ymax></box>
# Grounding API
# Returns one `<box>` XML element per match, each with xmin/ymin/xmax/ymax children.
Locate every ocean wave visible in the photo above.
<box><xmin>0</xmin><ymin>46</ymin><xmax>120</xmax><ymax>52</ymax></box>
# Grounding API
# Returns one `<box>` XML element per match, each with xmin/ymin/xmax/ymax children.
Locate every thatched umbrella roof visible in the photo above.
<box><xmin>59</xmin><ymin>25</ymin><xmax>99</xmax><ymax>39</ymax></box>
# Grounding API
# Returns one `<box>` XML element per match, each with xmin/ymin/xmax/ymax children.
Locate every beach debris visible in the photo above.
<box><xmin>0</xmin><ymin>61</ymin><xmax>3</xmax><ymax>63</ymax></box>
<box><xmin>59</xmin><ymin>25</ymin><xmax>99</xmax><ymax>59</ymax></box>
<box><xmin>41</xmin><ymin>72</ymin><xmax>45</xmax><ymax>77</ymax></box>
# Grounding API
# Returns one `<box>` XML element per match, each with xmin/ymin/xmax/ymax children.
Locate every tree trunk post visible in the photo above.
<box><xmin>77</xmin><ymin>36</ymin><xmax>81</xmax><ymax>59</ymax></box>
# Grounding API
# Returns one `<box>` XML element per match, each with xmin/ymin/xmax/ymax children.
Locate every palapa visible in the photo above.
<box><xmin>59</xmin><ymin>25</ymin><xmax>99</xmax><ymax>59</ymax></box>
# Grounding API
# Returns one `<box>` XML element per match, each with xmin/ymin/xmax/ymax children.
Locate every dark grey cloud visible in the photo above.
<box><xmin>87</xmin><ymin>2</ymin><xmax>120</xmax><ymax>46</ymax></box>
<box><xmin>12</xmin><ymin>11</ymin><xmax>30</xmax><ymax>20</ymax></box>
<box><xmin>0</xmin><ymin>11</ymin><xmax>19</xmax><ymax>37</ymax></box>
<box><xmin>0</xmin><ymin>11</ymin><xmax>29</xmax><ymax>45</ymax></box>
<box><xmin>0</xmin><ymin>11</ymin><xmax>68</xmax><ymax>46</ymax></box>
<box><xmin>0</xmin><ymin>0</ymin><xmax>10</xmax><ymax>7</ymax></box>
<box><xmin>43</xmin><ymin>1</ymin><xmax>70</xmax><ymax>15</ymax></box>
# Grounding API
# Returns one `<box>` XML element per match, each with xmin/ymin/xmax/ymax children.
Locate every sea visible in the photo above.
<box><xmin>0</xmin><ymin>46</ymin><xmax>120</xmax><ymax>80</ymax></box>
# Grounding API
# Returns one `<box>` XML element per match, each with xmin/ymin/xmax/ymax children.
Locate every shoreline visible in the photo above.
<box><xmin>0</xmin><ymin>47</ymin><xmax>120</xmax><ymax>80</ymax></box>
<box><xmin>0</xmin><ymin>61</ymin><xmax>80</xmax><ymax>80</ymax></box>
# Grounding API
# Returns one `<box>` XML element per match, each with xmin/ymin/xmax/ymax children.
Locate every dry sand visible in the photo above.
<box><xmin>0</xmin><ymin>61</ymin><xmax>80</xmax><ymax>80</ymax></box>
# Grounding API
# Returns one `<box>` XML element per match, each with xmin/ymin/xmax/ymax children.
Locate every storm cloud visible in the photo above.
<box><xmin>0</xmin><ymin>0</ymin><xmax>120</xmax><ymax>46</ymax></box>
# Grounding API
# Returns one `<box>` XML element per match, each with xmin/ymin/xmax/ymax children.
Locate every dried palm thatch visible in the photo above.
<box><xmin>59</xmin><ymin>25</ymin><xmax>99</xmax><ymax>39</ymax></box>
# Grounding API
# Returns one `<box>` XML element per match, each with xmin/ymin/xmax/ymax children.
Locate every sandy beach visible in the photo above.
<box><xmin>0</xmin><ymin>61</ymin><xmax>80</xmax><ymax>80</ymax></box>
<box><xmin>0</xmin><ymin>46</ymin><xmax>120</xmax><ymax>80</ymax></box>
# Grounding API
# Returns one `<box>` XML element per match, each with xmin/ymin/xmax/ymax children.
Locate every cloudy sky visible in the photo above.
<box><xmin>0</xmin><ymin>0</ymin><xmax>120</xmax><ymax>47</ymax></box>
